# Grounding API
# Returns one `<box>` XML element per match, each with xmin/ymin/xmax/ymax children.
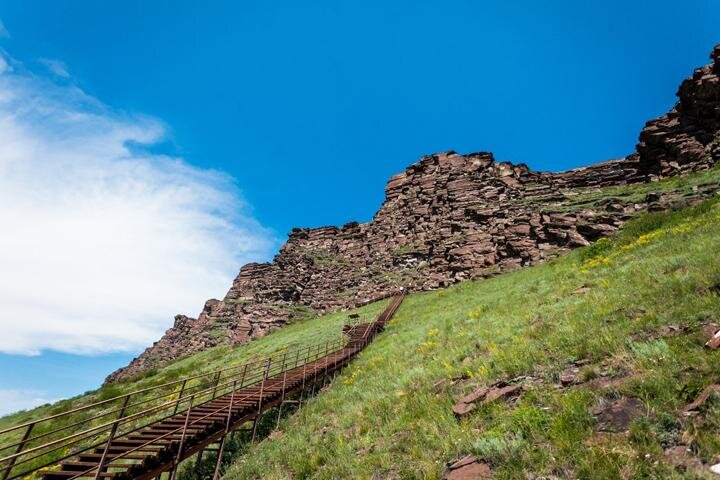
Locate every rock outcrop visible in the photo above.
<box><xmin>106</xmin><ymin>44</ymin><xmax>720</xmax><ymax>383</ymax></box>
<box><xmin>638</xmin><ymin>45</ymin><xmax>720</xmax><ymax>176</ymax></box>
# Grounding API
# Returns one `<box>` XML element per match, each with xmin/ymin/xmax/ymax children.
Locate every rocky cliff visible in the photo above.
<box><xmin>107</xmin><ymin>44</ymin><xmax>720</xmax><ymax>383</ymax></box>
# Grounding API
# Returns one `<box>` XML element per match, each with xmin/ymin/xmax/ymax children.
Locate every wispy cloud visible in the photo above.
<box><xmin>0</xmin><ymin>19</ymin><xmax>9</xmax><ymax>38</ymax></box>
<box><xmin>0</xmin><ymin>52</ymin><xmax>275</xmax><ymax>356</ymax></box>
<box><xmin>0</xmin><ymin>390</ymin><xmax>55</xmax><ymax>417</ymax></box>
<box><xmin>38</xmin><ymin>58</ymin><xmax>70</xmax><ymax>78</ymax></box>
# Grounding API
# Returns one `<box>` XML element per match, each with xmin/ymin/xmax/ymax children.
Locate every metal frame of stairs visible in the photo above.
<box><xmin>0</xmin><ymin>292</ymin><xmax>405</xmax><ymax>480</ymax></box>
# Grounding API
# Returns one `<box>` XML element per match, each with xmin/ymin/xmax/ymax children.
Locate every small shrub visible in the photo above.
<box><xmin>97</xmin><ymin>386</ymin><xmax>123</xmax><ymax>401</ymax></box>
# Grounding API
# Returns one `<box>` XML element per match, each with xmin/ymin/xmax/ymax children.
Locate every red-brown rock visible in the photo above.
<box><xmin>559</xmin><ymin>373</ymin><xmax>577</xmax><ymax>386</ymax></box>
<box><xmin>106</xmin><ymin>44</ymin><xmax>720</xmax><ymax>382</ymax></box>
<box><xmin>483</xmin><ymin>384</ymin><xmax>521</xmax><ymax>404</ymax></box>
<box><xmin>459</xmin><ymin>386</ymin><xmax>490</xmax><ymax>405</ymax></box>
<box><xmin>453</xmin><ymin>383</ymin><xmax>521</xmax><ymax>417</ymax></box>
<box><xmin>705</xmin><ymin>327</ymin><xmax>720</xmax><ymax>349</ymax></box>
<box><xmin>452</xmin><ymin>402</ymin><xmax>476</xmax><ymax>417</ymax></box>
<box><xmin>444</xmin><ymin>456</ymin><xmax>492</xmax><ymax>480</ymax></box>
<box><xmin>684</xmin><ymin>385</ymin><xmax>720</xmax><ymax>413</ymax></box>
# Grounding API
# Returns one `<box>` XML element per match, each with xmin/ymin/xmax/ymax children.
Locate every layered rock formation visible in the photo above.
<box><xmin>638</xmin><ymin>45</ymin><xmax>720</xmax><ymax>176</ymax></box>
<box><xmin>106</xmin><ymin>44</ymin><xmax>720</xmax><ymax>383</ymax></box>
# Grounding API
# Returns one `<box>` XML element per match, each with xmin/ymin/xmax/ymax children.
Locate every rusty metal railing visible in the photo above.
<box><xmin>0</xmin><ymin>337</ymin><xmax>345</xmax><ymax>480</ymax></box>
<box><xmin>65</xmin><ymin>343</ymin><xmax>353</xmax><ymax>480</ymax></box>
<box><xmin>0</xmin><ymin>291</ymin><xmax>406</xmax><ymax>480</ymax></box>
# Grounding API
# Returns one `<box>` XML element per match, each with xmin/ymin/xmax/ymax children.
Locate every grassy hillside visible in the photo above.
<box><xmin>224</xmin><ymin>197</ymin><xmax>720</xmax><ymax>479</ymax></box>
<box><xmin>536</xmin><ymin>165</ymin><xmax>720</xmax><ymax>213</ymax></box>
<box><xmin>2</xmin><ymin>167</ymin><xmax>720</xmax><ymax>479</ymax></box>
<box><xmin>3</xmin><ymin>165</ymin><xmax>717</xmax><ymax>433</ymax></box>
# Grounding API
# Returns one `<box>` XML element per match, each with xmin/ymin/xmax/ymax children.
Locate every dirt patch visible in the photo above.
<box><xmin>663</xmin><ymin>445</ymin><xmax>704</xmax><ymax>472</ymax></box>
<box><xmin>592</xmin><ymin>397</ymin><xmax>644</xmax><ymax>432</ymax></box>
<box><xmin>443</xmin><ymin>455</ymin><xmax>492</xmax><ymax>480</ymax></box>
<box><xmin>555</xmin><ymin>358</ymin><xmax>630</xmax><ymax>390</ymax></box>
<box><xmin>702</xmin><ymin>323</ymin><xmax>719</xmax><ymax>338</ymax></box>
<box><xmin>632</xmin><ymin>324</ymin><xmax>690</xmax><ymax>343</ymax></box>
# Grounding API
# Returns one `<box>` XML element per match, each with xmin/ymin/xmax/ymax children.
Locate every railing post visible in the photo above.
<box><xmin>211</xmin><ymin>371</ymin><xmax>222</xmax><ymax>399</ymax></box>
<box><xmin>332</xmin><ymin>339</ymin><xmax>339</xmax><ymax>380</ymax></box>
<box><xmin>299</xmin><ymin>345</ymin><xmax>311</xmax><ymax>407</ymax></box>
<box><xmin>1</xmin><ymin>422</ymin><xmax>35</xmax><ymax>480</ymax></box>
<box><xmin>212</xmin><ymin>381</ymin><xmax>237</xmax><ymax>480</ymax></box>
<box><xmin>169</xmin><ymin>395</ymin><xmax>195</xmax><ymax>480</ymax></box>
<box><xmin>251</xmin><ymin>357</ymin><xmax>272</xmax><ymax>442</ymax></box>
<box><xmin>275</xmin><ymin>351</ymin><xmax>289</xmax><ymax>428</ymax></box>
<box><xmin>194</xmin><ymin>450</ymin><xmax>205</xmax><ymax>476</ymax></box>
<box><xmin>311</xmin><ymin>344</ymin><xmax>318</xmax><ymax>396</ymax></box>
<box><xmin>94</xmin><ymin>395</ymin><xmax>131</xmax><ymax>480</ymax></box>
<box><xmin>322</xmin><ymin>341</ymin><xmax>330</xmax><ymax>387</ymax></box>
<box><xmin>173</xmin><ymin>379</ymin><xmax>188</xmax><ymax>414</ymax></box>
<box><xmin>237</xmin><ymin>362</ymin><xmax>249</xmax><ymax>389</ymax></box>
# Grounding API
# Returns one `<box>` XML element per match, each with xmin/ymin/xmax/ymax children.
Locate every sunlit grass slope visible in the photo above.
<box><xmin>226</xmin><ymin>197</ymin><xmax>720</xmax><ymax>479</ymax></box>
<box><xmin>2</xmin><ymin>166</ymin><xmax>720</xmax><ymax>478</ymax></box>
<box><xmin>3</xmin><ymin>164</ymin><xmax>719</xmax><ymax>433</ymax></box>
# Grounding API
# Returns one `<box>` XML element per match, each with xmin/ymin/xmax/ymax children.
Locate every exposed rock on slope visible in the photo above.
<box><xmin>106</xmin><ymin>44</ymin><xmax>720</xmax><ymax>383</ymax></box>
<box><xmin>638</xmin><ymin>45</ymin><xmax>720</xmax><ymax>176</ymax></box>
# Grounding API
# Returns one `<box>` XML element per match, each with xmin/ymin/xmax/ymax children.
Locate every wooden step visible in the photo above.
<box><xmin>127</xmin><ymin>435</ymin><xmax>184</xmax><ymax>442</ymax></box>
<box><xmin>78</xmin><ymin>453</ymin><xmax>151</xmax><ymax>462</ymax></box>
<box><xmin>110</xmin><ymin>439</ymin><xmax>173</xmax><ymax>447</ymax></box>
<box><xmin>43</xmin><ymin>471</ymin><xmax>118</xmax><ymax>479</ymax></box>
<box><xmin>98</xmin><ymin>445</ymin><xmax>165</xmax><ymax>453</ymax></box>
<box><xmin>59</xmin><ymin>461</ymin><xmax>139</xmax><ymax>471</ymax></box>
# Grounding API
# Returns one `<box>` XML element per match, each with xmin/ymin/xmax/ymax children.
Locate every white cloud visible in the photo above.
<box><xmin>0</xmin><ymin>19</ymin><xmax>9</xmax><ymax>38</ymax></box>
<box><xmin>0</xmin><ymin>52</ymin><xmax>275</xmax><ymax>356</ymax></box>
<box><xmin>0</xmin><ymin>390</ymin><xmax>55</xmax><ymax>417</ymax></box>
<box><xmin>39</xmin><ymin>58</ymin><xmax>70</xmax><ymax>78</ymax></box>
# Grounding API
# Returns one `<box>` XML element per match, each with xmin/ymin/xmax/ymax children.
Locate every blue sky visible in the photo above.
<box><xmin>0</xmin><ymin>1</ymin><xmax>717</xmax><ymax>415</ymax></box>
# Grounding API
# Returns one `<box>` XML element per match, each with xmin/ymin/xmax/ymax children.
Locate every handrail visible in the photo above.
<box><xmin>0</xmin><ymin>336</ymin><xmax>344</xmax><ymax>438</ymax></box>
<box><xmin>0</xmin><ymin>337</ymin><xmax>346</xmax><ymax>478</ymax></box>
<box><xmin>63</xmin><ymin>345</ymin><xmax>352</xmax><ymax>480</ymax></box>
<box><xmin>0</xmin><ymin>291</ymin><xmax>404</xmax><ymax>480</ymax></box>
<box><xmin>2</xmin><ymin>346</ymin><xmax>335</xmax><ymax>477</ymax></box>
<box><xmin>0</xmin><ymin>336</ymin><xmax>344</xmax><ymax>442</ymax></box>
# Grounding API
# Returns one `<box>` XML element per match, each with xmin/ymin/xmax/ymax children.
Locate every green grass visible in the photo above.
<box><xmin>3</xmin><ymin>172</ymin><xmax>720</xmax><ymax>479</ymax></box>
<box><xmin>299</xmin><ymin>247</ymin><xmax>351</xmax><ymax>268</ymax></box>
<box><xmin>223</xmin><ymin>197</ymin><xmax>720</xmax><ymax>479</ymax></box>
<box><xmin>529</xmin><ymin>164</ymin><xmax>720</xmax><ymax>212</ymax></box>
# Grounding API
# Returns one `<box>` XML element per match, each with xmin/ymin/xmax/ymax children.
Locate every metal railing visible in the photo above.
<box><xmin>0</xmin><ymin>337</ymin><xmax>346</xmax><ymax>480</ymax></box>
<box><xmin>0</xmin><ymin>290</ymin><xmax>406</xmax><ymax>480</ymax></box>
